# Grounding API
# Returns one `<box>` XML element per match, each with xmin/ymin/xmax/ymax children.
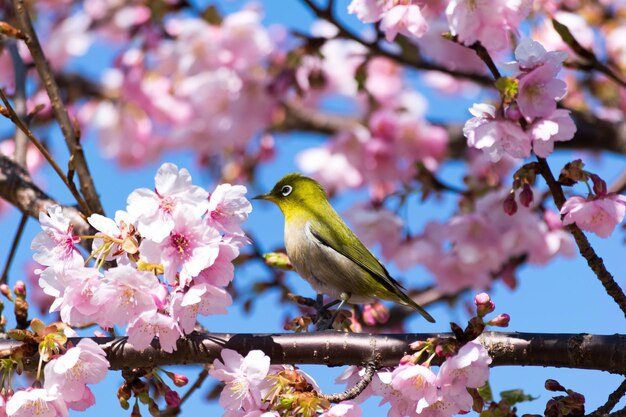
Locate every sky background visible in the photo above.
<box><xmin>1</xmin><ymin>0</ymin><xmax>625</xmax><ymax>416</ymax></box>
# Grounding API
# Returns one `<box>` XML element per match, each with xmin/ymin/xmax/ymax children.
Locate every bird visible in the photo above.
<box><xmin>254</xmin><ymin>173</ymin><xmax>435</xmax><ymax>325</ymax></box>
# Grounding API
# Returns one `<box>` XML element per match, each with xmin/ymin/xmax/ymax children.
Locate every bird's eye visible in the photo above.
<box><xmin>281</xmin><ymin>185</ymin><xmax>293</xmax><ymax>196</ymax></box>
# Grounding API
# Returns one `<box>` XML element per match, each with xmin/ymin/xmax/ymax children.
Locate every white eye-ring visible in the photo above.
<box><xmin>281</xmin><ymin>185</ymin><xmax>293</xmax><ymax>196</ymax></box>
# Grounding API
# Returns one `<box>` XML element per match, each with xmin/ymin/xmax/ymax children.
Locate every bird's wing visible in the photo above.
<box><xmin>308</xmin><ymin>219</ymin><xmax>436</xmax><ymax>323</ymax></box>
<box><xmin>307</xmin><ymin>220</ymin><xmax>407</xmax><ymax>296</ymax></box>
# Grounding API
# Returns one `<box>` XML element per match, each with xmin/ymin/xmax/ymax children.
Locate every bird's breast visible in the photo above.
<box><xmin>284</xmin><ymin>220</ymin><xmax>374</xmax><ymax>303</ymax></box>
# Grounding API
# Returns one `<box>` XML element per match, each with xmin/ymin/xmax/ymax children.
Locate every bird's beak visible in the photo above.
<box><xmin>252</xmin><ymin>193</ymin><xmax>272</xmax><ymax>201</ymax></box>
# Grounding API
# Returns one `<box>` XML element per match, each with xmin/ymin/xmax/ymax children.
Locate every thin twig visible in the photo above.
<box><xmin>0</xmin><ymin>212</ymin><xmax>28</xmax><ymax>285</ymax></box>
<box><xmin>7</xmin><ymin>41</ymin><xmax>28</xmax><ymax>167</ymax></box>
<box><xmin>320</xmin><ymin>363</ymin><xmax>377</xmax><ymax>402</ymax></box>
<box><xmin>536</xmin><ymin>157</ymin><xmax>626</xmax><ymax>318</ymax></box>
<box><xmin>11</xmin><ymin>0</ymin><xmax>103</xmax><ymax>216</ymax></box>
<box><xmin>298</xmin><ymin>0</ymin><xmax>493</xmax><ymax>85</ymax></box>
<box><xmin>468</xmin><ymin>41</ymin><xmax>502</xmax><ymax>80</ymax></box>
<box><xmin>0</xmin><ymin>88</ymin><xmax>91</xmax><ymax>214</ymax></box>
<box><xmin>588</xmin><ymin>378</ymin><xmax>626</xmax><ymax>417</ymax></box>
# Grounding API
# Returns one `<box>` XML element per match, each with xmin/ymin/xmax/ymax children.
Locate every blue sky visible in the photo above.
<box><xmin>1</xmin><ymin>1</ymin><xmax>625</xmax><ymax>416</ymax></box>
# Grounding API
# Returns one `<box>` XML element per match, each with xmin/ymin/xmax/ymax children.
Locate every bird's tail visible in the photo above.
<box><xmin>402</xmin><ymin>294</ymin><xmax>436</xmax><ymax>323</ymax></box>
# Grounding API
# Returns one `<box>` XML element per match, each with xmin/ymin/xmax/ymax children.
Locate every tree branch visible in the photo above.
<box><xmin>588</xmin><ymin>378</ymin><xmax>626</xmax><ymax>417</ymax></box>
<box><xmin>10</xmin><ymin>0</ymin><xmax>103</xmax><ymax>216</ymax></box>
<box><xmin>3</xmin><ymin>332</ymin><xmax>625</xmax><ymax>374</ymax></box>
<box><xmin>536</xmin><ymin>157</ymin><xmax>626</xmax><ymax>319</ymax></box>
<box><xmin>0</xmin><ymin>153</ymin><xmax>91</xmax><ymax>237</ymax></box>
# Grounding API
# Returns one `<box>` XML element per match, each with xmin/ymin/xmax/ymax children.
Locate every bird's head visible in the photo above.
<box><xmin>253</xmin><ymin>173</ymin><xmax>328</xmax><ymax>216</ymax></box>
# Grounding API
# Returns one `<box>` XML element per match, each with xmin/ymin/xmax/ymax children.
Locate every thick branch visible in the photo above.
<box><xmin>3</xmin><ymin>332</ymin><xmax>625</xmax><ymax>374</ymax></box>
<box><xmin>0</xmin><ymin>154</ymin><xmax>90</xmax><ymax>236</ymax></box>
<box><xmin>278</xmin><ymin>102</ymin><xmax>626</xmax><ymax>158</ymax></box>
<box><xmin>10</xmin><ymin>0</ymin><xmax>103</xmax><ymax>216</ymax></box>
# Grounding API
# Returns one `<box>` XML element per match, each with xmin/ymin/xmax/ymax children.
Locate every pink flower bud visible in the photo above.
<box><xmin>363</xmin><ymin>302</ymin><xmax>390</xmax><ymax>326</ymax></box>
<box><xmin>505</xmin><ymin>102</ymin><xmax>522</xmax><ymax>120</ymax></box>
<box><xmin>474</xmin><ymin>293</ymin><xmax>491</xmax><ymax>305</ymax></box>
<box><xmin>487</xmin><ymin>313</ymin><xmax>510</xmax><ymax>327</ymax></box>
<box><xmin>165</xmin><ymin>389</ymin><xmax>181</xmax><ymax>408</ymax></box>
<box><xmin>519</xmin><ymin>184</ymin><xmax>533</xmax><ymax>207</ymax></box>
<box><xmin>503</xmin><ymin>193</ymin><xmax>518</xmax><ymax>215</ymax></box>
<box><xmin>0</xmin><ymin>284</ymin><xmax>11</xmax><ymax>299</ymax></box>
<box><xmin>13</xmin><ymin>281</ymin><xmax>26</xmax><ymax>298</ymax></box>
<box><xmin>171</xmin><ymin>374</ymin><xmax>188</xmax><ymax>387</ymax></box>
<box><xmin>590</xmin><ymin>174</ymin><xmax>607</xmax><ymax>197</ymax></box>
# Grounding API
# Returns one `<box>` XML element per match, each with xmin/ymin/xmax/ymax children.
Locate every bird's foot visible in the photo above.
<box><xmin>314</xmin><ymin>293</ymin><xmax>351</xmax><ymax>331</ymax></box>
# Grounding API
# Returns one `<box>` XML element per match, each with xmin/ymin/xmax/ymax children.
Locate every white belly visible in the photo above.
<box><xmin>284</xmin><ymin>220</ymin><xmax>374</xmax><ymax>304</ymax></box>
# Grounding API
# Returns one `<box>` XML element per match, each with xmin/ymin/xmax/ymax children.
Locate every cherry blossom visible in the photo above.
<box><xmin>90</xmin><ymin>265</ymin><xmax>162</xmax><ymax>327</ymax></box>
<box><xmin>126</xmin><ymin>163</ymin><xmax>209</xmax><ymax>242</ymax></box>
<box><xmin>127</xmin><ymin>310</ymin><xmax>181</xmax><ymax>353</ymax></box>
<box><xmin>31</xmin><ymin>205</ymin><xmax>82</xmax><ymax>270</ymax></box>
<box><xmin>5</xmin><ymin>388</ymin><xmax>68</xmax><ymax>417</ymax></box>
<box><xmin>43</xmin><ymin>339</ymin><xmax>109</xmax><ymax>404</ymax></box>
<box><xmin>321</xmin><ymin>401</ymin><xmax>363</xmax><ymax>417</ymax></box>
<box><xmin>139</xmin><ymin>209</ymin><xmax>221</xmax><ymax>286</ymax></box>
<box><xmin>207</xmin><ymin>184</ymin><xmax>253</xmax><ymax>235</ymax></box>
<box><xmin>209</xmin><ymin>349</ymin><xmax>271</xmax><ymax>412</ymax></box>
<box><xmin>561</xmin><ymin>194</ymin><xmax>626</xmax><ymax>238</ymax></box>
<box><xmin>463</xmin><ymin>103</ymin><xmax>531</xmax><ymax>162</ymax></box>
<box><xmin>446</xmin><ymin>0</ymin><xmax>531</xmax><ymax>51</ymax></box>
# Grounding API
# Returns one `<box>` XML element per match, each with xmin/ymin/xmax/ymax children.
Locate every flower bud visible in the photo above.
<box><xmin>545</xmin><ymin>379</ymin><xmax>566</xmax><ymax>392</ymax></box>
<box><xmin>0</xmin><ymin>284</ymin><xmax>12</xmax><ymax>300</ymax></box>
<box><xmin>519</xmin><ymin>184</ymin><xmax>533</xmax><ymax>207</ymax></box>
<box><xmin>503</xmin><ymin>193</ymin><xmax>518</xmax><ymax>215</ymax></box>
<box><xmin>13</xmin><ymin>281</ymin><xmax>26</xmax><ymax>299</ymax></box>
<box><xmin>505</xmin><ymin>102</ymin><xmax>522</xmax><ymax>120</ymax></box>
<box><xmin>474</xmin><ymin>293</ymin><xmax>495</xmax><ymax>317</ymax></box>
<box><xmin>165</xmin><ymin>388</ymin><xmax>181</xmax><ymax>408</ymax></box>
<box><xmin>487</xmin><ymin>313</ymin><xmax>510</xmax><ymax>327</ymax></box>
<box><xmin>148</xmin><ymin>399</ymin><xmax>160</xmax><ymax>416</ymax></box>
<box><xmin>171</xmin><ymin>374</ymin><xmax>188</xmax><ymax>388</ymax></box>
<box><xmin>264</xmin><ymin>252</ymin><xmax>293</xmax><ymax>270</ymax></box>
<box><xmin>363</xmin><ymin>302</ymin><xmax>389</xmax><ymax>326</ymax></box>
<box><xmin>131</xmin><ymin>402</ymin><xmax>142</xmax><ymax>417</ymax></box>
<box><xmin>589</xmin><ymin>174</ymin><xmax>607</xmax><ymax>197</ymax></box>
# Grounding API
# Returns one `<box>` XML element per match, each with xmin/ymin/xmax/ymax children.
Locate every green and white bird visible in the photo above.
<box><xmin>254</xmin><ymin>173</ymin><xmax>435</xmax><ymax>324</ymax></box>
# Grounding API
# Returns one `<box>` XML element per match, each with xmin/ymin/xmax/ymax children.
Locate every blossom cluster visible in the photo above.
<box><xmin>347</xmin><ymin>0</ymin><xmax>531</xmax><ymax>51</ymax></box>
<box><xmin>346</xmin><ymin>190</ymin><xmax>574</xmax><ymax>294</ymax></box>
<box><xmin>464</xmin><ymin>39</ymin><xmax>576</xmax><ymax>162</ymax></box>
<box><xmin>209</xmin><ymin>339</ymin><xmax>491</xmax><ymax>417</ymax></box>
<box><xmin>31</xmin><ymin>163</ymin><xmax>251</xmax><ymax>352</ymax></box>
<box><xmin>5</xmin><ymin>339</ymin><xmax>109</xmax><ymax>416</ymax></box>
<box><xmin>77</xmin><ymin>8</ymin><xmax>276</xmax><ymax>169</ymax></box>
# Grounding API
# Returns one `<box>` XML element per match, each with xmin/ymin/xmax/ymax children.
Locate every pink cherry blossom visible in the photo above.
<box><xmin>195</xmin><ymin>242</ymin><xmax>239</xmax><ymax>287</ymax></box>
<box><xmin>126</xmin><ymin>162</ymin><xmax>209</xmax><ymax>242</ymax></box>
<box><xmin>5</xmin><ymin>388</ymin><xmax>68</xmax><ymax>417</ymax></box>
<box><xmin>446</xmin><ymin>0</ymin><xmax>531</xmax><ymax>51</ymax></box>
<box><xmin>31</xmin><ymin>205</ymin><xmax>83</xmax><ymax>270</ymax></box>
<box><xmin>127</xmin><ymin>310</ymin><xmax>181</xmax><ymax>353</ymax></box>
<box><xmin>43</xmin><ymin>338</ymin><xmax>109</xmax><ymax>403</ymax></box>
<box><xmin>344</xmin><ymin>205</ymin><xmax>403</xmax><ymax>260</ymax></box>
<box><xmin>529</xmin><ymin>109</ymin><xmax>576</xmax><ymax>157</ymax></box>
<box><xmin>207</xmin><ymin>184</ymin><xmax>252</xmax><ymax>235</ymax></box>
<box><xmin>506</xmin><ymin>38</ymin><xmax>568</xmax><ymax>72</ymax></box>
<box><xmin>347</xmin><ymin>0</ymin><xmax>388</xmax><ymax>23</ymax></box>
<box><xmin>321</xmin><ymin>401</ymin><xmax>362</xmax><ymax>417</ymax></box>
<box><xmin>463</xmin><ymin>104</ymin><xmax>531</xmax><ymax>161</ymax></box>
<box><xmin>63</xmin><ymin>387</ymin><xmax>96</xmax><ymax>411</ymax></box>
<box><xmin>438</xmin><ymin>341</ymin><xmax>492</xmax><ymax>390</ymax></box>
<box><xmin>209</xmin><ymin>349</ymin><xmax>271</xmax><ymax>412</ymax></box>
<box><xmin>170</xmin><ymin>283</ymin><xmax>232</xmax><ymax>333</ymax></box>
<box><xmin>380</xmin><ymin>4</ymin><xmax>428</xmax><ymax>41</ymax></box>
<box><xmin>91</xmin><ymin>265</ymin><xmax>161</xmax><ymax>327</ymax></box>
<box><xmin>140</xmin><ymin>210</ymin><xmax>221</xmax><ymax>286</ymax></box>
<box><xmin>87</xmin><ymin>211</ymin><xmax>138</xmax><ymax>262</ymax></box>
<box><xmin>517</xmin><ymin>63</ymin><xmax>567</xmax><ymax>119</ymax></box>
<box><xmin>561</xmin><ymin>194</ymin><xmax>626</xmax><ymax>238</ymax></box>
<box><xmin>39</xmin><ymin>265</ymin><xmax>104</xmax><ymax>325</ymax></box>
